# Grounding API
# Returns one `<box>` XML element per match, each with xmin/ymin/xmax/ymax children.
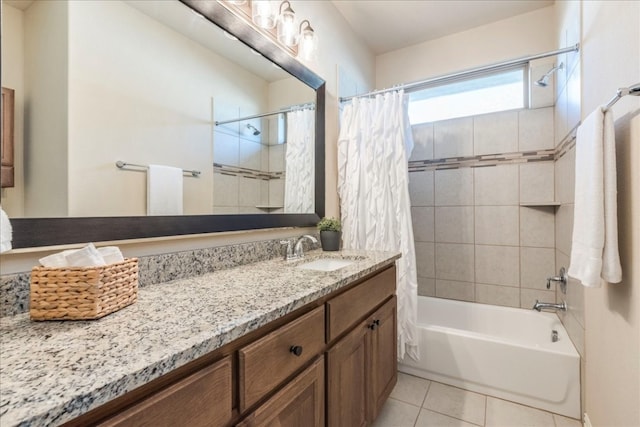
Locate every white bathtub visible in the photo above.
<box><xmin>399</xmin><ymin>296</ymin><xmax>580</xmax><ymax>419</ymax></box>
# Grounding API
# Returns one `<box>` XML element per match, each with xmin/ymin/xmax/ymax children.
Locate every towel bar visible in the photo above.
<box><xmin>116</xmin><ymin>161</ymin><xmax>200</xmax><ymax>177</ymax></box>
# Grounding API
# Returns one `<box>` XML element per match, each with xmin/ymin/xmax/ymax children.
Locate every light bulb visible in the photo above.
<box><xmin>252</xmin><ymin>0</ymin><xmax>277</xmax><ymax>29</ymax></box>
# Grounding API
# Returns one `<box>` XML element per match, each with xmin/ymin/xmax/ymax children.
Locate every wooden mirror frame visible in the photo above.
<box><xmin>9</xmin><ymin>0</ymin><xmax>325</xmax><ymax>249</ymax></box>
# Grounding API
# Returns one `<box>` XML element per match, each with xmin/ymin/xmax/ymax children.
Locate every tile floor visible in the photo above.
<box><xmin>372</xmin><ymin>372</ymin><xmax>582</xmax><ymax>427</ymax></box>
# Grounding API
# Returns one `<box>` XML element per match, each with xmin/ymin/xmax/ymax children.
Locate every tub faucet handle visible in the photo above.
<box><xmin>547</xmin><ymin>267</ymin><xmax>568</xmax><ymax>293</ymax></box>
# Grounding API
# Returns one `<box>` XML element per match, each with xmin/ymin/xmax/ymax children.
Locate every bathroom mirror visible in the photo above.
<box><xmin>2</xmin><ymin>0</ymin><xmax>325</xmax><ymax>248</ymax></box>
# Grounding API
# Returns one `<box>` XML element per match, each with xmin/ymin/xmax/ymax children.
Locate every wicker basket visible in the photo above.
<box><xmin>30</xmin><ymin>258</ymin><xmax>138</xmax><ymax>321</ymax></box>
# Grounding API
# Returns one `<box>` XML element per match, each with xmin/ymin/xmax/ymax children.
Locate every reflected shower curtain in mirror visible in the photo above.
<box><xmin>284</xmin><ymin>108</ymin><xmax>315</xmax><ymax>213</ymax></box>
<box><xmin>337</xmin><ymin>90</ymin><xmax>419</xmax><ymax>361</ymax></box>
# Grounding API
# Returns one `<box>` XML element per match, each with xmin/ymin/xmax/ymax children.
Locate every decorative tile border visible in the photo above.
<box><xmin>0</xmin><ymin>236</ymin><xmax>319</xmax><ymax>317</ymax></box>
<box><xmin>214</xmin><ymin>163</ymin><xmax>284</xmax><ymax>180</ymax></box>
<box><xmin>408</xmin><ymin>149</ymin><xmax>556</xmax><ymax>172</ymax></box>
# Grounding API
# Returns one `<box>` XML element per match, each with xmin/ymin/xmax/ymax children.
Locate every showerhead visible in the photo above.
<box><xmin>246</xmin><ymin>123</ymin><xmax>261</xmax><ymax>136</ymax></box>
<box><xmin>535</xmin><ymin>62</ymin><xmax>564</xmax><ymax>87</ymax></box>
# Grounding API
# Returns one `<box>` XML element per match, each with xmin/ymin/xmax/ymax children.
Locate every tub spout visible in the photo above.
<box><xmin>533</xmin><ymin>300</ymin><xmax>567</xmax><ymax>312</ymax></box>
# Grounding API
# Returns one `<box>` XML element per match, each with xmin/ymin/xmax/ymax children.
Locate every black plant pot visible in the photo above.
<box><xmin>320</xmin><ymin>231</ymin><xmax>341</xmax><ymax>251</ymax></box>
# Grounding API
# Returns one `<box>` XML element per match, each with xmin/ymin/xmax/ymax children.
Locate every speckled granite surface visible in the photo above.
<box><xmin>0</xmin><ymin>249</ymin><xmax>399</xmax><ymax>427</ymax></box>
<box><xmin>0</xmin><ymin>237</ymin><xmax>320</xmax><ymax>317</ymax></box>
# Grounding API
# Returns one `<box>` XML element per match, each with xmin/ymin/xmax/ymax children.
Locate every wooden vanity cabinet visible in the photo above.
<box><xmin>63</xmin><ymin>265</ymin><xmax>397</xmax><ymax>427</ymax></box>
<box><xmin>326</xmin><ymin>266</ymin><xmax>397</xmax><ymax>427</ymax></box>
<box><xmin>97</xmin><ymin>356</ymin><xmax>232</xmax><ymax>427</ymax></box>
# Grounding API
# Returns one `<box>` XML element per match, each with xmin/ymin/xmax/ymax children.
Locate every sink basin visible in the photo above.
<box><xmin>296</xmin><ymin>258</ymin><xmax>354</xmax><ymax>272</ymax></box>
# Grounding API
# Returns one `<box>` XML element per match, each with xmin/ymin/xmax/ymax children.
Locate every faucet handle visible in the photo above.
<box><xmin>280</xmin><ymin>240</ymin><xmax>293</xmax><ymax>260</ymax></box>
<box><xmin>546</xmin><ymin>267</ymin><xmax>568</xmax><ymax>292</ymax></box>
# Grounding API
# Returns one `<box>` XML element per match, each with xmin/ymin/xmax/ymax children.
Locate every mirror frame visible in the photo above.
<box><xmin>9</xmin><ymin>0</ymin><xmax>325</xmax><ymax>249</ymax></box>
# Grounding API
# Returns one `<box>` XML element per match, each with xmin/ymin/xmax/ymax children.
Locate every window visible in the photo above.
<box><xmin>408</xmin><ymin>67</ymin><xmax>526</xmax><ymax>124</ymax></box>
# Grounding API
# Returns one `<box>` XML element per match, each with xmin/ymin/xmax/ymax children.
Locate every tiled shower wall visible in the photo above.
<box><xmin>409</xmin><ymin>106</ymin><xmax>560</xmax><ymax>309</ymax></box>
<box><xmin>213</xmin><ymin>115</ymin><xmax>286</xmax><ymax>214</ymax></box>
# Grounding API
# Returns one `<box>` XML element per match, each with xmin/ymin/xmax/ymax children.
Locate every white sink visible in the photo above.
<box><xmin>296</xmin><ymin>258</ymin><xmax>354</xmax><ymax>272</ymax></box>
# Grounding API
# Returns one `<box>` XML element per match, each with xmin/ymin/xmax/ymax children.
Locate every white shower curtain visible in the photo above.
<box><xmin>284</xmin><ymin>108</ymin><xmax>315</xmax><ymax>213</ymax></box>
<box><xmin>337</xmin><ymin>90</ymin><xmax>419</xmax><ymax>361</ymax></box>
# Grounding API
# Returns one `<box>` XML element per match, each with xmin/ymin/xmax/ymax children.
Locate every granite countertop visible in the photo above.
<box><xmin>0</xmin><ymin>249</ymin><xmax>400</xmax><ymax>427</ymax></box>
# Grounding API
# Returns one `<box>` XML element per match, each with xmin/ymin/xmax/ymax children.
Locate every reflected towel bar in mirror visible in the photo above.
<box><xmin>115</xmin><ymin>161</ymin><xmax>201</xmax><ymax>177</ymax></box>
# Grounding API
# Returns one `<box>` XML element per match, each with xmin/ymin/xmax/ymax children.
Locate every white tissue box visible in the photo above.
<box><xmin>30</xmin><ymin>258</ymin><xmax>138</xmax><ymax>321</ymax></box>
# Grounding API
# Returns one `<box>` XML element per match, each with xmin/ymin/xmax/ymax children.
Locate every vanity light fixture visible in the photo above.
<box><xmin>277</xmin><ymin>1</ymin><xmax>297</xmax><ymax>47</ymax></box>
<box><xmin>220</xmin><ymin>0</ymin><xmax>318</xmax><ymax>61</ymax></box>
<box><xmin>252</xmin><ymin>0</ymin><xmax>278</xmax><ymax>29</ymax></box>
<box><xmin>297</xmin><ymin>20</ymin><xmax>317</xmax><ymax>62</ymax></box>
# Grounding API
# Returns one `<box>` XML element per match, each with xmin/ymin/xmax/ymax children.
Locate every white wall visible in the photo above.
<box><xmin>580</xmin><ymin>1</ymin><xmax>640</xmax><ymax>425</ymax></box>
<box><xmin>23</xmin><ymin>0</ymin><xmax>68</xmax><ymax>217</ymax></box>
<box><xmin>376</xmin><ymin>6</ymin><xmax>556</xmax><ymax>89</ymax></box>
<box><xmin>0</xmin><ymin>4</ymin><xmax>25</xmax><ymax>217</ymax></box>
<box><xmin>67</xmin><ymin>0</ymin><xmax>273</xmax><ymax>216</ymax></box>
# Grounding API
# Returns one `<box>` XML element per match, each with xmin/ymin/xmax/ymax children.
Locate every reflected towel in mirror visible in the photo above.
<box><xmin>147</xmin><ymin>164</ymin><xmax>183</xmax><ymax>216</ymax></box>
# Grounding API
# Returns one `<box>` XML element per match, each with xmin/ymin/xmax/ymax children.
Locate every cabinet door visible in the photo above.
<box><xmin>326</xmin><ymin>319</ymin><xmax>369</xmax><ymax>427</ymax></box>
<box><xmin>368</xmin><ymin>296</ymin><xmax>397</xmax><ymax>422</ymax></box>
<box><xmin>98</xmin><ymin>356</ymin><xmax>232</xmax><ymax>427</ymax></box>
<box><xmin>237</xmin><ymin>357</ymin><xmax>324</xmax><ymax>427</ymax></box>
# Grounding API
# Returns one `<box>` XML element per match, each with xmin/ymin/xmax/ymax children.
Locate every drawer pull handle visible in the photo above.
<box><xmin>290</xmin><ymin>345</ymin><xmax>303</xmax><ymax>356</ymax></box>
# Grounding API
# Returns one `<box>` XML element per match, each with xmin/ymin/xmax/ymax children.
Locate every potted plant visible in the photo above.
<box><xmin>317</xmin><ymin>217</ymin><xmax>342</xmax><ymax>251</ymax></box>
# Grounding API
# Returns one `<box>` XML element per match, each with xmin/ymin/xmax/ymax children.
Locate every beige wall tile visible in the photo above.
<box><xmin>520</xmin><ymin>206</ymin><xmax>555</xmax><ymax>248</ymax></box>
<box><xmin>409</xmin><ymin>170</ymin><xmax>435</xmax><ymax>207</ymax></box>
<box><xmin>213</xmin><ymin>173</ymin><xmax>239</xmax><ymax>207</ymax></box>
<box><xmin>213</xmin><ymin>130</ymin><xmax>239</xmax><ymax>166</ymax></box>
<box><xmin>520</xmin><ymin>162</ymin><xmax>555</xmax><ymax>203</ymax></box>
<box><xmin>435</xmin><ymin>243</ymin><xmax>475</xmax><ymax>282</ymax></box>
<box><xmin>566</xmin><ymin>64</ymin><xmax>581</xmax><ymax>131</ymax></box>
<box><xmin>435</xmin><ymin>169</ymin><xmax>474</xmax><ymax>206</ymax></box>
<box><xmin>434</xmin><ymin>117</ymin><xmax>473</xmax><ymax>158</ymax></box>
<box><xmin>435</xmin><ymin>206</ymin><xmax>474</xmax><ymax>244</ymax></box>
<box><xmin>415</xmin><ymin>242</ymin><xmax>435</xmax><ymax>278</ymax></box>
<box><xmin>555</xmin><ymin>146</ymin><xmax>575</xmax><ymax>204</ymax></box>
<box><xmin>473</xmin><ymin>110</ymin><xmax>518</xmax><ymax>155</ymax></box>
<box><xmin>521</xmin><ymin>247</ymin><xmax>556</xmax><ymax>290</ymax></box>
<box><xmin>555</xmin><ymin>203</ymin><xmax>574</xmax><ymax>256</ymax></box>
<box><xmin>474</xmin><ymin>165</ymin><xmax>519</xmax><ymax>205</ymax></box>
<box><xmin>476</xmin><ymin>245</ymin><xmax>520</xmax><ymax>286</ymax></box>
<box><xmin>555</xmin><ymin>87</ymin><xmax>569</xmax><ymax>146</ymax></box>
<box><xmin>239</xmin><ymin>138</ymin><xmax>262</xmax><ymax>170</ymax></box>
<box><xmin>562</xmin><ymin>310</ymin><xmax>585</xmax><ymax>358</ymax></box>
<box><xmin>520</xmin><ymin>288</ymin><xmax>557</xmax><ymax>309</ymax></box>
<box><xmin>519</xmin><ymin>107</ymin><xmax>554</xmax><ymax>150</ymax></box>
<box><xmin>238</xmin><ymin>176</ymin><xmax>260</xmax><ymax>206</ymax></box>
<box><xmin>475</xmin><ymin>206</ymin><xmax>519</xmax><ymax>246</ymax></box>
<box><xmin>411</xmin><ymin>123</ymin><xmax>434</xmax><ymax>161</ymax></box>
<box><xmin>418</xmin><ymin>277</ymin><xmax>435</xmax><ymax>297</ymax></box>
<box><xmin>412</xmin><ymin>207</ymin><xmax>434</xmax><ymax>242</ymax></box>
<box><xmin>436</xmin><ymin>279</ymin><xmax>475</xmax><ymax>302</ymax></box>
<box><xmin>475</xmin><ymin>283</ymin><xmax>520</xmax><ymax>307</ymax></box>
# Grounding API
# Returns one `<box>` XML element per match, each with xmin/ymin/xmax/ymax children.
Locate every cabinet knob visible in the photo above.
<box><xmin>290</xmin><ymin>345</ymin><xmax>303</xmax><ymax>356</ymax></box>
<box><xmin>368</xmin><ymin>320</ymin><xmax>380</xmax><ymax>330</ymax></box>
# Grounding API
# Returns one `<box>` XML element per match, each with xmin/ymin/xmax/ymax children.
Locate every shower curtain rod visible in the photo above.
<box><xmin>339</xmin><ymin>43</ymin><xmax>580</xmax><ymax>102</ymax></box>
<box><xmin>215</xmin><ymin>103</ymin><xmax>315</xmax><ymax>126</ymax></box>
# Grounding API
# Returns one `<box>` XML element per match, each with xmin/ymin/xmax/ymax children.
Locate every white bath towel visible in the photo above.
<box><xmin>147</xmin><ymin>164</ymin><xmax>183</xmax><ymax>216</ymax></box>
<box><xmin>568</xmin><ymin>107</ymin><xmax>622</xmax><ymax>287</ymax></box>
<box><xmin>0</xmin><ymin>206</ymin><xmax>12</xmax><ymax>253</ymax></box>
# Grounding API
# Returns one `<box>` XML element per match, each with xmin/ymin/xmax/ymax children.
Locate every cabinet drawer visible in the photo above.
<box><xmin>326</xmin><ymin>265</ymin><xmax>396</xmax><ymax>342</ymax></box>
<box><xmin>98</xmin><ymin>356</ymin><xmax>232</xmax><ymax>427</ymax></box>
<box><xmin>238</xmin><ymin>357</ymin><xmax>325</xmax><ymax>427</ymax></box>
<box><xmin>239</xmin><ymin>305</ymin><xmax>325</xmax><ymax>411</ymax></box>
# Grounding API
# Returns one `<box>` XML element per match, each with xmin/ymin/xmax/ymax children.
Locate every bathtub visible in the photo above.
<box><xmin>399</xmin><ymin>296</ymin><xmax>580</xmax><ymax>419</ymax></box>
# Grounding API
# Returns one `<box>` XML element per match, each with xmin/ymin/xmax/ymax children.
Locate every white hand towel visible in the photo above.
<box><xmin>568</xmin><ymin>107</ymin><xmax>622</xmax><ymax>287</ymax></box>
<box><xmin>39</xmin><ymin>250</ymin><xmax>77</xmax><ymax>268</ymax></box>
<box><xmin>65</xmin><ymin>243</ymin><xmax>106</xmax><ymax>267</ymax></box>
<box><xmin>147</xmin><ymin>164</ymin><xmax>183</xmax><ymax>216</ymax></box>
<box><xmin>0</xmin><ymin>206</ymin><xmax>12</xmax><ymax>253</ymax></box>
<box><xmin>98</xmin><ymin>246</ymin><xmax>124</xmax><ymax>264</ymax></box>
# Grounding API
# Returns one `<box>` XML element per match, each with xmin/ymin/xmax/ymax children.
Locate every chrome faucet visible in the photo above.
<box><xmin>280</xmin><ymin>235</ymin><xmax>318</xmax><ymax>261</ymax></box>
<box><xmin>294</xmin><ymin>235</ymin><xmax>318</xmax><ymax>259</ymax></box>
<box><xmin>532</xmin><ymin>300</ymin><xmax>567</xmax><ymax>312</ymax></box>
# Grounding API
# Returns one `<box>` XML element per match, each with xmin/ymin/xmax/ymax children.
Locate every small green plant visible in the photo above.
<box><xmin>317</xmin><ymin>217</ymin><xmax>342</xmax><ymax>232</ymax></box>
